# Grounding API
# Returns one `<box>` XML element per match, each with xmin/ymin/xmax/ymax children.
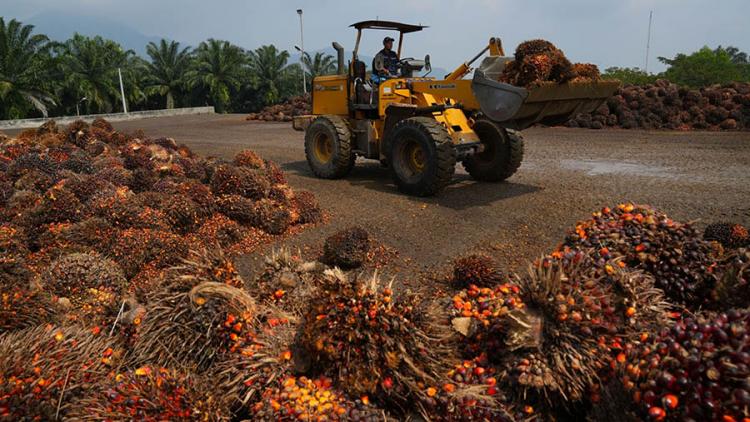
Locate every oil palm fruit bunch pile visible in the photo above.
<box><xmin>250</xmin><ymin>375</ymin><xmax>382</xmax><ymax>421</ymax></box>
<box><xmin>0</xmin><ymin>119</ymin><xmax>321</xmax><ymax>330</ymax></box>
<box><xmin>616</xmin><ymin>309</ymin><xmax>750</xmax><ymax>421</ymax></box>
<box><xmin>246</xmin><ymin>95</ymin><xmax>312</xmax><ymax>122</ymax></box>
<box><xmin>566</xmin><ymin>80</ymin><xmax>750</xmax><ymax>130</ymax></box>
<box><xmin>704</xmin><ymin>222</ymin><xmax>750</xmax><ymax>248</ymax></box>
<box><xmin>66</xmin><ymin>366</ymin><xmax>226</xmax><ymax>421</ymax></box>
<box><xmin>0</xmin><ymin>325</ymin><xmax>122</xmax><ymax>419</ymax></box>
<box><xmin>297</xmin><ymin>270</ymin><xmax>451</xmax><ymax>409</ymax></box>
<box><xmin>563</xmin><ymin>203</ymin><xmax>719</xmax><ymax>309</ymax></box>
<box><xmin>322</xmin><ymin>226</ymin><xmax>370</xmax><ymax>269</ymax></box>
<box><xmin>500</xmin><ymin>39</ymin><xmax>602</xmax><ymax>88</ymax></box>
<box><xmin>452</xmin><ymin>253</ymin><xmax>503</xmax><ymax>287</ymax></box>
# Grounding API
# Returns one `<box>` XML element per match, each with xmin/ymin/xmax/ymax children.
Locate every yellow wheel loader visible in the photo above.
<box><xmin>293</xmin><ymin>20</ymin><xmax>619</xmax><ymax>196</ymax></box>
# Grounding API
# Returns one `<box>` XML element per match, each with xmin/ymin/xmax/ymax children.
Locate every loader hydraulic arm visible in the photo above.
<box><xmin>445</xmin><ymin>37</ymin><xmax>504</xmax><ymax>81</ymax></box>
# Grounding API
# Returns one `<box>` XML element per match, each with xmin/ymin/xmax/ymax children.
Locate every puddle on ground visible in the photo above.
<box><xmin>560</xmin><ymin>159</ymin><xmax>676</xmax><ymax>178</ymax></box>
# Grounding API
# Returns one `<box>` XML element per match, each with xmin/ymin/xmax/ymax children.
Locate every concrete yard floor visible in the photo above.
<box><xmin>98</xmin><ymin>115</ymin><xmax>750</xmax><ymax>286</ymax></box>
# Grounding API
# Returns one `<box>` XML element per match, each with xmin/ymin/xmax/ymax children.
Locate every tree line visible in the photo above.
<box><xmin>2</xmin><ymin>16</ymin><xmax>749</xmax><ymax>120</ymax></box>
<box><xmin>603</xmin><ymin>46</ymin><xmax>750</xmax><ymax>86</ymax></box>
<box><xmin>0</xmin><ymin>17</ymin><xmax>338</xmax><ymax>120</ymax></box>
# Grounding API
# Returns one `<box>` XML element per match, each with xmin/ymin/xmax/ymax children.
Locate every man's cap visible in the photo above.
<box><xmin>383</xmin><ymin>36</ymin><xmax>395</xmax><ymax>44</ymax></box>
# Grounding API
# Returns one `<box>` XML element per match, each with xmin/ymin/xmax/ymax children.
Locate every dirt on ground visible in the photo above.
<box><xmin>13</xmin><ymin>115</ymin><xmax>747</xmax><ymax>287</ymax></box>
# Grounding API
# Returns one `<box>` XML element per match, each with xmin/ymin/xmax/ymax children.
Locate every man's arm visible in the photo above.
<box><xmin>373</xmin><ymin>52</ymin><xmax>390</xmax><ymax>75</ymax></box>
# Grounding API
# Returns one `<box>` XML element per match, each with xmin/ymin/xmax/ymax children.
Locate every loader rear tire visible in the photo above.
<box><xmin>388</xmin><ymin>117</ymin><xmax>456</xmax><ymax>196</ymax></box>
<box><xmin>463</xmin><ymin>119</ymin><xmax>524</xmax><ymax>182</ymax></box>
<box><xmin>305</xmin><ymin>115</ymin><xmax>355</xmax><ymax>179</ymax></box>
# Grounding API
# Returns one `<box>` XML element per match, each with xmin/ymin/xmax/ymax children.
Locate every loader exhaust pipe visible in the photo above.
<box><xmin>332</xmin><ymin>42</ymin><xmax>345</xmax><ymax>75</ymax></box>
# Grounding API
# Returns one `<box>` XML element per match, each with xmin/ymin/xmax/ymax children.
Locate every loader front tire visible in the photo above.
<box><xmin>463</xmin><ymin>119</ymin><xmax>524</xmax><ymax>182</ymax></box>
<box><xmin>388</xmin><ymin>117</ymin><xmax>456</xmax><ymax>196</ymax></box>
<box><xmin>305</xmin><ymin>115</ymin><xmax>355</xmax><ymax>179</ymax></box>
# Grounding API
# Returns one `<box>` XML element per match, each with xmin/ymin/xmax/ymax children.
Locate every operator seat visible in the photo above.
<box><xmin>352</xmin><ymin>60</ymin><xmax>376</xmax><ymax>109</ymax></box>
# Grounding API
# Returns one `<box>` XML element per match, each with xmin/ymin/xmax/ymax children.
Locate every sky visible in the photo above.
<box><xmin>3</xmin><ymin>0</ymin><xmax>749</xmax><ymax>73</ymax></box>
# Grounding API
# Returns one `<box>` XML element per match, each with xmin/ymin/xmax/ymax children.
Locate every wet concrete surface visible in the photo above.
<box><xmin>42</xmin><ymin>114</ymin><xmax>749</xmax><ymax>285</ymax></box>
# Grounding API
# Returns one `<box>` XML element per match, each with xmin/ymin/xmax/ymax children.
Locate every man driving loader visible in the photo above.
<box><xmin>371</xmin><ymin>36</ymin><xmax>399</xmax><ymax>83</ymax></box>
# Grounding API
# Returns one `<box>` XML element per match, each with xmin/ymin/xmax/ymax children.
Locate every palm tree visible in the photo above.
<box><xmin>144</xmin><ymin>39</ymin><xmax>192</xmax><ymax>109</ymax></box>
<box><xmin>0</xmin><ymin>18</ymin><xmax>55</xmax><ymax>119</ymax></box>
<box><xmin>186</xmin><ymin>39</ymin><xmax>246</xmax><ymax>113</ymax></box>
<box><xmin>55</xmin><ymin>34</ymin><xmax>136</xmax><ymax>114</ymax></box>
<box><xmin>302</xmin><ymin>51</ymin><xmax>337</xmax><ymax>89</ymax></box>
<box><xmin>248</xmin><ymin>45</ymin><xmax>292</xmax><ymax>105</ymax></box>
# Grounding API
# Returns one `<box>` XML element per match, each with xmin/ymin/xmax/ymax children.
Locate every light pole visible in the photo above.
<box><xmin>297</xmin><ymin>9</ymin><xmax>307</xmax><ymax>94</ymax></box>
<box><xmin>76</xmin><ymin>97</ymin><xmax>87</xmax><ymax>116</ymax></box>
<box><xmin>118</xmin><ymin>67</ymin><xmax>128</xmax><ymax>113</ymax></box>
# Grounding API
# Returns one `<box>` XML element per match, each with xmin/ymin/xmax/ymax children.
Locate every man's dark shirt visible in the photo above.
<box><xmin>373</xmin><ymin>48</ymin><xmax>399</xmax><ymax>77</ymax></box>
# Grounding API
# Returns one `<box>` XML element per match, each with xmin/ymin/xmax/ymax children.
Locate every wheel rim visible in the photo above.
<box><xmin>397</xmin><ymin>138</ymin><xmax>426</xmax><ymax>178</ymax></box>
<box><xmin>313</xmin><ymin>131</ymin><xmax>333</xmax><ymax>163</ymax></box>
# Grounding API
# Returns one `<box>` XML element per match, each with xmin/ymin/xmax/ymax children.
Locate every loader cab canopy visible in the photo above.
<box><xmin>350</xmin><ymin>20</ymin><xmax>427</xmax><ymax>59</ymax></box>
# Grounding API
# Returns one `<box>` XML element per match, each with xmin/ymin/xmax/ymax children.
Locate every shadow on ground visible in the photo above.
<box><xmin>283</xmin><ymin>160</ymin><xmax>542</xmax><ymax>210</ymax></box>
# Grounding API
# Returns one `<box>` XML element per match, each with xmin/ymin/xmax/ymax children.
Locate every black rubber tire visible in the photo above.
<box><xmin>388</xmin><ymin>117</ymin><xmax>456</xmax><ymax>196</ymax></box>
<box><xmin>462</xmin><ymin>119</ymin><xmax>524</xmax><ymax>182</ymax></box>
<box><xmin>304</xmin><ymin>115</ymin><xmax>355</xmax><ymax>179</ymax></box>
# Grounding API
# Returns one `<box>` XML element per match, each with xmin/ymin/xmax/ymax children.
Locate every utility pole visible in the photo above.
<box><xmin>645</xmin><ymin>10</ymin><xmax>653</xmax><ymax>73</ymax></box>
<box><xmin>297</xmin><ymin>9</ymin><xmax>307</xmax><ymax>94</ymax></box>
<box><xmin>118</xmin><ymin>67</ymin><xmax>128</xmax><ymax>113</ymax></box>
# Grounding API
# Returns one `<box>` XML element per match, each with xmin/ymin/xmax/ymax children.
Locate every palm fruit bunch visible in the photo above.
<box><xmin>499</xmin><ymin>39</ymin><xmax>575</xmax><ymax>87</ymax></box>
<box><xmin>704</xmin><ymin>222</ymin><xmax>750</xmax><ymax>249</ymax></box>
<box><xmin>173</xmin><ymin>248</ymin><xmax>245</xmax><ymax>288</ymax></box>
<box><xmin>452</xmin><ymin>253</ymin><xmax>503</xmax><ymax>287</ymax></box>
<box><xmin>448</xmin><ymin>282</ymin><xmax>526</xmax><ymax>360</ymax></box>
<box><xmin>322</xmin><ymin>226</ymin><xmax>370</xmax><ymax>269</ymax></box>
<box><xmin>298</xmin><ymin>270</ymin><xmax>450</xmax><ymax>408</ymax></box>
<box><xmin>618</xmin><ymin>309</ymin><xmax>750</xmax><ymax>421</ymax></box>
<box><xmin>291</xmin><ymin>190</ymin><xmax>323</xmax><ymax>225</ymax></box>
<box><xmin>41</xmin><ymin>252</ymin><xmax>126</xmax><ymax>327</ymax></box>
<box><xmin>253</xmin><ymin>248</ymin><xmax>326</xmax><ymax>313</ymax></box>
<box><xmin>0</xmin><ymin>283</ymin><xmax>59</xmax><ymax>333</ymax></box>
<box><xmin>66</xmin><ymin>366</ymin><xmax>227</xmax><ymax>421</ymax></box>
<box><xmin>712</xmin><ymin>248</ymin><xmax>750</xmax><ymax>309</ymax></box>
<box><xmin>106</xmin><ymin>227</ymin><xmax>189</xmax><ymax>278</ymax></box>
<box><xmin>252</xmin><ymin>198</ymin><xmax>293</xmax><ymax>235</ymax></box>
<box><xmin>563</xmin><ymin>203</ymin><xmax>719</xmax><ymax>309</ymax></box>
<box><xmin>208</xmin><ymin>314</ymin><xmax>296</xmax><ymax>411</ymax></box>
<box><xmin>0</xmin><ymin>325</ymin><xmax>122</xmax><ymax>420</ymax></box>
<box><xmin>234</xmin><ymin>149</ymin><xmax>266</xmax><ymax>169</ymax></box>
<box><xmin>132</xmin><ymin>279</ymin><xmax>258</xmax><ymax>370</ymax></box>
<box><xmin>192</xmin><ymin>214</ymin><xmax>245</xmax><ymax>248</ymax></box>
<box><xmin>250</xmin><ymin>375</ymin><xmax>381</xmax><ymax>421</ymax></box>
<box><xmin>571</xmin><ymin>63</ymin><xmax>602</xmax><ymax>82</ymax></box>
<box><xmin>419</xmin><ymin>353</ymin><xmax>536</xmax><ymax>422</ymax></box>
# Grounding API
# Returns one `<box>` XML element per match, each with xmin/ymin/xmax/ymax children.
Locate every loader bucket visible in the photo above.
<box><xmin>471</xmin><ymin>65</ymin><xmax>620</xmax><ymax>130</ymax></box>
